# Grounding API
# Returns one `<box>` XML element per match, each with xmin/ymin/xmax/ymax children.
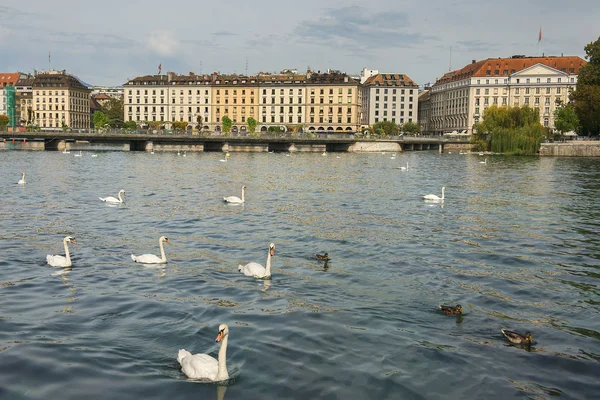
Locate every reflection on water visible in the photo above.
<box><xmin>0</xmin><ymin>152</ymin><xmax>599</xmax><ymax>399</ymax></box>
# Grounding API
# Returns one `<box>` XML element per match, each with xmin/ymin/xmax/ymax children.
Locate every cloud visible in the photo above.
<box><xmin>294</xmin><ymin>6</ymin><xmax>436</xmax><ymax>51</ymax></box>
<box><xmin>211</xmin><ymin>31</ymin><xmax>238</xmax><ymax>37</ymax></box>
<box><xmin>146</xmin><ymin>30</ymin><xmax>180</xmax><ymax>56</ymax></box>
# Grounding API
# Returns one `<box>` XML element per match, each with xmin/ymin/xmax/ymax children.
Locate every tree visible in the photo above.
<box><xmin>102</xmin><ymin>97</ymin><xmax>125</xmax><ymax>128</ymax></box>
<box><xmin>0</xmin><ymin>114</ymin><xmax>8</xmax><ymax>130</ymax></box>
<box><xmin>247</xmin><ymin>117</ymin><xmax>257</xmax><ymax>133</ymax></box>
<box><xmin>196</xmin><ymin>115</ymin><xmax>203</xmax><ymax>129</ymax></box>
<box><xmin>61</xmin><ymin>121</ymin><xmax>70</xmax><ymax>132</ymax></box>
<box><xmin>372</xmin><ymin>120</ymin><xmax>398</xmax><ymax>137</ymax></box>
<box><xmin>472</xmin><ymin>105</ymin><xmax>544</xmax><ymax>155</ymax></box>
<box><xmin>554</xmin><ymin>102</ymin><xmax>580</xmax><ymax>133</ymax></box>
<box><xmin>222</xmin><ymin>116</ymin><xmax>232</xmax><ymax>133</ymax></box>
<box><xmin>402</xmin><ymin>121</ymin><xmax>420</xmax><ymax>135</ymax></box>
<box><xmin>123</xmin><ymin>121</ymin><xmax>137</xmax><ymax>130</ymax></box>
<box><xmin>570</xmin><ymin>35</ymin><xmax>600</xmax><ymax>135</ymax></box>
<box><xmin>172</xmin><ymin>120</ymin><xmax>188</xmax><ymax>131</ymax></box>
<box><xmin>149</xmin><ymin>121</ymin><xmax>162</xmax><ymax>130</ymax></box>
<box><xmin>93</xmin><ymin>111</ymin><xmax>110</xmax><ymax>129</ymax></box>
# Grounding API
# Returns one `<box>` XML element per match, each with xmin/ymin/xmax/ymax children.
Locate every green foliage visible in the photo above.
<box><xmin>149</xmin><ymin>121</ymin><xmax>162</xmax><ymax>130</ymax></box>
<box><xmin>0</xmin><ymin>114</ymin><xmax>9</xmax><ymax>129</ymax></box>
<box><xmin>93</xmin><ymin>111</ymin><xmax>110</xmax><ymax>129</ymax></box>
<box><xmin>122</xmin><ymin>121</ymin><xmax>137</xmax><ymax>130</ymax></box>
<box><xmin>172</xmin><ymin>120</ymin><xmax>188</xmax><ymax>131</ymax></box>
<box><xmin>267</xmin><ymin>125</ymin><xmax>284</xmax><ymax>132</ymax></box>
<box><xmin>473</xmin><ymin>105</ymin><xmax>543</xmax><ymax>154</ymax></box>
<box><xmin>61</xmin><ymin>121</ymin><xmax>70</xmax><ymax>132</ymax></box>
<box><xmin>221</xmin><ymin>116</ymin><xmax>232</xmax><ymax>133</ymax></box>
<box><xmin>247</xmin><ymin>117</ymin><xmax>257</xmax><ymax>133</ymax></box>
<box><xmin>402</xmin><ymin>121</ymin><xmax>420</xmax><ymax>135</ymax></box>
<box><xmin>196</xmin><ymin>115</ymin><xmax>203</xmax><ymax>128</ymax></box>
<box><xmin>554</xmin><ymin>103</ymin><xmax>580</xmax><ymax>133</ymax></box>
<box><xmin>571</xmin><ymin>35</ymin><xmax>600</xmax><ymax>135</ymax></box>
<box><xmin>102</xmin><ymin>98</ymin><xmax>124</xmax><ymax>128</ymax></box>
<box><xmin>372</xmin><ymin>120</ymin><xmax>398</xmax><ymax>137</ymax></box>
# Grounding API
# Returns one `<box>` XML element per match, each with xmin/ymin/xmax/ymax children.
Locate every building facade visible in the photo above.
<box><xmin>256</xmin><ymin>72</ymin><xmax>306</xmax><ymax>132</ymax></box>
<box><xmin>417</xmin><ymin>88</ymin><xmax>431</xmax><ymax>134</ymax></box>
<box><xmin>429</xmin><ymin>56</ymin><xmax>586</xmax><ymax>135</ymax></box>
<box><xmin>361</xmin><ymin>73</ymin><xmax>418</xmax><ymax>127</ymax></box>
<box><xmin>32</xmin><ymin>70</ymin><xmax>91</xmax><ymax>130</ymax></box>
<box><xmin>211</xmin><ymin>74</ymin><xmax>259</xmax><ymax>133</ymax></box>
<box><xmin>1</xmin><ymin>73</ymin><xmax>21</xmax><ymax>128</ymax></box>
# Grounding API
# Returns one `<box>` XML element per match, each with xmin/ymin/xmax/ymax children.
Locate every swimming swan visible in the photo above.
<box><xmin>131</xmin><ymin>236</ymin><xmax>170</xmax><ymax>264</ymax></box>
<box><xmin>423</xmin><ymin>187</ymin><xmax>445</xmax><ymax>201</ymax></box>
<box><xmin>398</xmin><ymin>162</ymin><xmax>409</xmax><ymax>171</ymax></box>
<box><xmin>100</xmin><ymin>189</ymin><xmax>126</xmax><ymax>204</ymax></box>
<box><xmin>47</xmin><ymin>236</ymin><xmax>77</xmax><ymax>267</ymax></box>
<box><xmin>238</xmin><ymin>243</ymin><xmax>275</xmax><ymax>279</ymax></box>
<box><xmin>178</xmin><ymin>324</ymin><xmax>230</xmax><ymax>381</ymax></box>
<box><xmin>223</xmin><ymin>186</ymin><xmax>246</xmax><ymax>204</ymax></box>
<box><xmin>18</xmin><ymin>172</ymin><xmax>26</xmax><ymax>185</ymax></box>
<box><xmin>480</xmin><ymin>158</ymin><xmax>488</xmax><ymax>164</ymax></box>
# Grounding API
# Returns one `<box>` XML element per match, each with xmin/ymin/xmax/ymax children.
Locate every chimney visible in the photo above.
<box><xmin>472</xmin><ymin>60</ymin><xmax>476</xmax><ymax>64</ymax></box>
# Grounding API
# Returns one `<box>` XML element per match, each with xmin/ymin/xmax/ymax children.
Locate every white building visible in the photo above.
<box><xmin>429</xmin><ymin>55</ymin><xmax>586</xmax><ymax>135</ymax></box>
<box><xmin>361</xmin><ymin>73</ymin><xmax>419</xmax><ymax>127</ymax></box>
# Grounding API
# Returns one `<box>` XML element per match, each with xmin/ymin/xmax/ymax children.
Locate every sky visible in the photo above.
<box><xmin>0</xmin><ymin>0</ymin><xmax>598</xmax><ymax>87</ymax></box>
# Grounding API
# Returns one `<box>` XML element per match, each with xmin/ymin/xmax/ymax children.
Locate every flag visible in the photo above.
<box><xmin>158</xmin><ymin>63</ymin><xmax>162</xmax><ymax>75</ymax></box>
<box><xmin>538</xmin><ymin>26</ymin><xmax>542</xmax><ymax>43</ymax></box>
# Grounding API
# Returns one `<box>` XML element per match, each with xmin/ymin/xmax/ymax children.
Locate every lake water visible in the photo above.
<box><xmin>1</xmin><ymin>150</ymin><xmax>599</xmax><ymax>400</ymax></box>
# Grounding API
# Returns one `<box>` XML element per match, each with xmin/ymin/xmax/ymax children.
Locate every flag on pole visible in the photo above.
<box><xmin>538</xmin><ymin>26</ymin><xmax>542</xmax><ymax>43</ymax></box>
<box><xmin>158</xmin><ymin>63</ymin><xmax>162</xmax><ymax>75</ymax></box>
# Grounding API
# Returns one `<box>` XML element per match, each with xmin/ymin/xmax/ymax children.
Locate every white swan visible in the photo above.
<box><xmin>398</xmin><ymin>162</ymin><xmax>409</xmax><ymax>171</ymax></box>
<box><xmin>131</xmin><ymin>236</ymin><xmax>169</xmax><ymax>264</ymax></box>
<box><xmin>178</xmin><ymin>324</ymin><xmax>230</xmax><ymax>381</ymax></box>
<box><xmin>424</xmin><ymin>187</ymin><xmax>446</xmax><ymax>202</ymax></box>
<box><xmin>223</xmin><ymin>186</ymin><xmax>246</xmax><ymax>204</ymax></box>
<box><xmin>100</xmin><ymin>189</ymin><xmax>126</xmax><ymax>204</ymax></box>
<box><xmin>480</xmin><ymin>158</ymin><xmax>488</xmax><ymax>164</ymax></box>
<box><xmin>183</xmin><ymin>151</ymin><xmax>187</xmax><ymax>157</ymax></box>
<box><xmin>47</xmin><ymin>236</ymin><xmax>77</xmax><ymax>267</ymax></box>
<box><xmin>238</xmin><ymin>243</ymin><xmax>275</xmax><ymax>279</ymax></box>
<box><xmin>74</xmin><ymin>150</ymin><xmax>82</xmax><ymax>157</ymax></box>
<box><xmin>91</xmin><ymin>154</ymin><xmax>98</xmax><ymax>158</ymax></box>
<box><xmin>18</xmin><ymin>172</ymin><xmax>26</xmax><ymax>185</ymax></box>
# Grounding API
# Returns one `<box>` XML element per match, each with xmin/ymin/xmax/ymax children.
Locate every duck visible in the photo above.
<box><xmin>423</xmin><ymin>187</ymin><xmax>445</xmax><ymax>201</ymax></box>
<box><xmin>439</xmin><ymin>304</ymin><xmax>463</xmax><ymax>315</ymax></box>
<box><xmin>223</xmin><ymin>185</ymin><xmax>246</xmax><ymax>204</ymax></box>
<box><xmin>99</xmin><ymin>189</ymin><xmax>126</xmax><ymax>204</ymax></box>
<box><xmin>47</xmin><ymin>236</ymin><xmax>77</xmax><ymax>267</ymax></box>
<box><xmin>131</xmin><ymin>236</ymin><xmax>170</xmax><ymax>264</ymax></box>
<box><xmin>501</xmin><ymin>329</ymin><xmax>533</xmax><ymax>345</ymax></box>
<box><xmin>18</xmin><ymin>172</ymin><xmax>26</xmax><ymax>185</ymax></box>
<box><xmin>315</xmin><ymin>252</ymin><xmax>331</xmax><ymax>261</ymax></box>
<box><xmin>238</xmin><ymin>243</ymin><xmax>275</xmax><ymax>279</ymax></box>
<box><xmin>178</xmin><ymin>324</ymin><xmax>230</xmax><ymax>382</ymax></box>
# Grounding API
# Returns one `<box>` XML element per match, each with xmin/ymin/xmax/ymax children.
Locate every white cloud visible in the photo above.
<box><xmin>146</xmin><ymin>30</ymin><xmax>180</xmax><ymax>56</ymax></box>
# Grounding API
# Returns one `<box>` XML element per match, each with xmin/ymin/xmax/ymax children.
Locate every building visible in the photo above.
<box><xmin>32</xmin><ymin>69</ymin><xmax>91</xmax><ymax>130</ymax></box>
<box><xmin>429</xmin><ymin>55</ymin><xmax>587</xmax><ymax>135</ymax></box>
<box><xmin>1</xmin><ymin>73</ymin><xmax>21</xmax><ymax>128</ymax></box>
<box><xmin>15</xmin><ymin>75</ymin><xmax>34</xmax><ymax>126</ymax></box>
<box><xmin>92</xmin><ymin>93</ymin><xmax>112</xmax><ymax>108</ymax></box>
<box><xmin>256</xmin><ymin>71</ymin><xmax>306</xmax><ymax>132</ymax></box>
<box><xmin>211</xmin><ymin>73</ymin><xmax>259</xmax><ymax>133</ymax></box>
<box><xmin>418</xmin><ymin>88</ymin><xmax>432</xmax><ymax>134</ymax></box>
<box><xmin>361</xmin><ymin>72</ymin><xmax>419</xmax><ymax>127</ymax></box>
<box><xmin>123</xmin><ymin>72</ymin><xmax>214</xmax><ymax>130</ymax></box>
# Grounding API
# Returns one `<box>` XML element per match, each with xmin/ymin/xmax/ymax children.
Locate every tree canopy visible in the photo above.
<box><xmin>402</xmin><ymin>121</ymin><xmax>420</xmax><ymax>135</ymax></box>
<box><xmin>172</xmin><ymin>121</ymin><xmax>188</xmax><ymax>131</ymax></box>
<box><xmin>571</xmin><ymin>35</ymin><xmax>600</xmax><ymax>135</ymax></box>
<box><xmin>472</xmin><ymin>105</ymin><xmax>544</xmax><ymax>155</ymax></box>
<box><xmin>247</xmin><ymin>117</ymin><xmax>257</xmax><ymax>133</ymax></box>
<box><xmin>102</xmin><ymin>98</ymin><xmax>125</xmax><ymax>128</ymax></box>
<box><xmin>221</xmin><ymin>116</ymin><xmax>232</xmax><ymax>133</ymax></box>
<box><xmin>554</xmin><ymin>102</ymin><xmax>580</xmax><ymax>133</ymax></box>
<box><xmin>0</xmin><ymin>114</ymin><xmax>9</xmax><ymax>130</ymax></box>
<box><xmin>372</xmin><ymin>120</ymin><xmax>398</xmax><ymax>137</ymax></box>
<box><xmin>93</xmin><ymin>111</ymin><xmax>110</xmax><ymax>129</ymax></box>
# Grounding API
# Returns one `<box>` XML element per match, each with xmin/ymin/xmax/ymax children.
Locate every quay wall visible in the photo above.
<box><xmin>348</xmin><ymin>142</ymin><xmax>401</xmax><ymax>152</ymax></box>
<box><xmin>539</xmin><ymin>141</ymin><xmax>600</xmax><ymax>157</ymax></box>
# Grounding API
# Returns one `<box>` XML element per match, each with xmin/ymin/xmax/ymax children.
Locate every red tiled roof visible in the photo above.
<box><xmin>363</xmin><ymin>73</ymin><xmax>418</xmax><ymax>87</ymax></box>
<box><xmin>94</xmin><ymin>93</ymin><xmax>111</xmax><ymax>100</ymax></box>
<box><xmin>433</xmin><ymin>56</ymin><xmax>586</xmax><ymax>86</ymax></box>
<box><xmin>0</xmin><ymin>72</ymin><xmax>21</xmax><ymax>86</ymax></box>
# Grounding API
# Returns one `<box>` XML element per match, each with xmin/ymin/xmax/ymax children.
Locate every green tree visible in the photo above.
<box><xmin>247</xmin><ymin>117</ymin><xmax>257</xmax><ymax>133</ymax></box>
<box><xmin>196</xmin><ymin>115</ymin><xmax>203</xmax><ymax>129</ymax></box>
<box><xmin>554</xmin><ymin>102</ymin><xmax>580</xmax><ymax>133</ymax></box>
<box><xmin>472</xmin><ymin>105</ymin><xmax>543</xmax><ymax>155</ymax></box>
<box><xmin>61</xmin><ymin>121</ymin><xmax>70</xmax><ymax>132</ymax></box>
<box><xmin>149</xmin><ymin>121</ymin><xmax>162</xmax><ymax>130</ymax></box>
<box><xmin>172</xmin><ymin>120</ymin><xmax>188</xmax><ymax>131</ymax></box>
<box><xmin>372</xmin><ymin>120</ymin><xmax>398</xmax><ymax>137</ymax></box>
<box><xmin>402</xmin><ymin>121</ymin><xmax>420</xmax><ymax>135</ymax></box>
<box><xmin>93</xmin><ymin>111</ymin><xmax>110</xmax><ymax>129</ymax></box>
<box><xmin>571</xmin><ymin>36</ymin><xmax>600</xmax><ymax>135</ymax></box>
<box><xmin>222</xmin><ymin>116</ymin><xmax>232</xmax><ymax>133</ymax></box>
<box><xmin>102</xmin><ymin>98</ymin><xmax>125</xmax><ymax>128</ymax></box>
<box><xmin>123</xmin><ymin>121</ymin><xmax>137</xmax><ymax>130</ymax></box>
<box><xmin>0</xmin><ymin>114</ymin><xmax>9</xmax><ymax>130</ymax></box>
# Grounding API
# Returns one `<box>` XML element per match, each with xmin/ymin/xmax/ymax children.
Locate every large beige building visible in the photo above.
<box><xmin>360</xmin><ymin>68</ymin><xmax>418</xmax><ymax>127</ymax></box>
<box><xmin>32</xmin><ymin>70</ymin><xmax>91</xmax><ymax>130</ymax></box>
<box><xmin>429</xmin><ymin>56</ymin><xmax>586</xmax><ymax>135</ymax></box>
<box><xmin>124</xmin><ymin>70</ymin><xmax>362</xmax><ymax>133</ymax></box>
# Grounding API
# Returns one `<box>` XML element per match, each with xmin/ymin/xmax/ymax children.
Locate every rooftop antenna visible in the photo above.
<box><xmin>245</xmin><ymin>57</ymin><xmax>248</xmax><ymax>75</ymax></box>
<box><xmin>199</xmin><ymin>61</ymin><xmax>203</xmax><ymax>75</ymax></box>
<box><xmin>48</xmin><ymin>51</ymin><xmax>51</xmax><ymax>72</ymax></box>
<box><xmin>449</xmin><ymin>46</ymin><xmax>452</xmax><ymax>72</ymax></box>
